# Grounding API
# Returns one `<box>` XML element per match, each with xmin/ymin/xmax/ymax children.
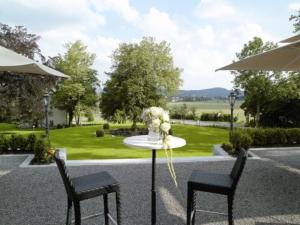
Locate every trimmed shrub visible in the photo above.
<box><xmin>34</xmin><ymin>137</ymin><xmax>51</xmax><ymax>163</ymax></box>
<box><xmin>103</xmin><ymin>123</ymin><xmax>110</xmax><ymax>130</ymax></box>
<box><xmin>230</xmin><ymin>130</ymin><xmax>252</xmax><ymax>152</ymax></box>
<box><xmin>56</xmin><ymin>124</ymin><xmax>63</xmax><ymax>129</ymax></box>
<box><xmin>0</xmin><ymin>134</ymin><xmax>7</xmax><ymax>153</ymax></box>
<box><xmin>200</xmin><ymin>113</ymin><xmax>237</xmax><ymax>122</ymax></box>
<box><xmin>8</xmin><ymin>134</ymin><xmax>27</xmax><ymax>151</ymax></box>
<box><xmin>96</xmin><ymin>129</ymin><xmax>105</xmax><ymax>137</ymax></box>
<box><xmin>27</xmin><ymin>134</ymin><xmax>37</xmax><ymax>152</ymax></box>
<box><xmin>221</xmin><ymin>143</ymin><xmax>234</xmax><ymax>154</ymax></box>
<box><xmin>231</xmin><ymin>128</ymin><xmax>300</xmax><ymax>149</ymax></box>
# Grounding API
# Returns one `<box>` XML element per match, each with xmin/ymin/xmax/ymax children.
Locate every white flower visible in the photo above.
<box><xmin>152</xmin><ymin>118</ymin><xmax>161</xmax><ymax>128</ymax></box>
<box><xmin>160</xmin><ymin>122</ymin><xmax>171</xmax><ymax>133</ymax></box>
<box><xmin>150</xmin><ymin>107</ymin><xmax>164</xmax><ymax>118</ymax></box>
<box><xmin>162</xmin><ymin>111</ymin><xmax>170</xmax><ymax>122</ymax></box>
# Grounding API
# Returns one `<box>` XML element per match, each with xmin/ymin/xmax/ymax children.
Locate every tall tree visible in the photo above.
<box><xmin>232</xmin><ymin>37</ymin><xmax>278</xmax><ymax>127</ymax></box>
<box><xmin>100</xmin><ymin>37</ymin><xmax>182</xmax><ymax>128</ymax></box>
<box><xmin>52</xmin><ymin>41</ymin><xmax>99</xmax><ymax>126</ymax></box>
<box><xmin>290</xmin><ymin>10</ymin><xmax>300</xmax><ymax>33</ymax></box>
<box><xmin>0</xmin><ymin>23</ymin><xmax>54</xmax><ymax>125</ymax></box>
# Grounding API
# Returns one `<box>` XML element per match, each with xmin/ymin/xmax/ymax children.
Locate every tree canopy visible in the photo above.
<box><xmin>100</xmin><ymin>37</ymin><xmax>182</xmax><ymax>127</ymax></box>
<box><xmin>52</xmin><ymin>41</ymin><xmax>99</xmax><ymax>125</ymax></box>
<box><xmin>0</xmin><ymin>23</ymin><xmax>55</xmax><ymax>125</ymax></box>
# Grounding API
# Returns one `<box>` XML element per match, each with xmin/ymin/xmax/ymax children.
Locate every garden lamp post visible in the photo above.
<box><xmin>228</xmin><ymin>90</ymin><xmax>236</xmax><ymax>132</ymax></box>
<box><xmin>43</xmin><ymin>93</ymin><xmax>50</xmax><ymax>136</ymax></box>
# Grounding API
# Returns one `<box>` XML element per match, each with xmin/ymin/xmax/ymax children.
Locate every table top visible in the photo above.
<box><xmin>123</xmin><ymin>135</ymin><xmax>186</xmax><ymax>150</ymax></box>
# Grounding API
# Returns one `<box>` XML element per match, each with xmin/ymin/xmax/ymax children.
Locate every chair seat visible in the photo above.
<box><xmin>188</xmin><ymin>170</ymin><xmax>233</xmax><ymax>195</ymax></box>
<box><xmin>72</xmin><ymin>171</ymin><xmax>119</xmax><ymax>200</ymax></box>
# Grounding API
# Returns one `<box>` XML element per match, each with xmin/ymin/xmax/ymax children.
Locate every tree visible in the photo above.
<box><xmin>0</xmin><ymin>23</ymin><xmax>55</xmax><ymax>125</ymax></box>
<box><xmin>100</xmin><ymin>37</ymin><xmax>182</xmax><ymax>128</ymax></box>
<box><xmin>232</xmin><ymin>37</ymin><xmax>278</xmax><ymax>127</ymax></box>
<box><xmin>52</xmin><ymin>41</ymin><xmax>99</xmax><ymax>126</ymax></box>
<box><xmin>290</xmin><ymin>10</ymin><xmax>300</xmax><ymax>33</ymax></box>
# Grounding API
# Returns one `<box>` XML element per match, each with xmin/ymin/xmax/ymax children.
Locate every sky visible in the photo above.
<box><xmin>0</xmin><ymin>0</ymin><xmax>299</xmax><ymax>90</ymax></box>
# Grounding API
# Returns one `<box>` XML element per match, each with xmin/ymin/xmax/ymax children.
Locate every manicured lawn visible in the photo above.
<box><xmin>0</xmin><ymin>123</ymin><xmax>229</xmax><ymax>159</ymax></box>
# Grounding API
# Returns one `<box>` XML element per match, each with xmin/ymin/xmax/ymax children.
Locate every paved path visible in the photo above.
<box><xmin>172</xmin><ymin>119</ymin><xmax>243</xmax><ymax>128</ymax></box>
<box><xmin>0</xmin><ymin>157</ymin><xmax>299</xmax><ymax>225</ymax></box>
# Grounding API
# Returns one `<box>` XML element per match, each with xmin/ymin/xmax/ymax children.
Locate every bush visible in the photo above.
<box><xmin>8</xmin><ymin>134</ymin><xmax>27</xmax><ymax>151</ymax></box>
<box><xmin>34</xmin><ymin>137</ymin><xmax>51</xmax><ymax>163</ymax></box>
<box><xmin>221</xmin><ymin>143</ymin><xmax>234</xmax><ymax>154</ymax></box>
<box><xmin>200</xmin><ymin>113</ymin><xmax>237</xmax><ymax>122</ymax></box>
<box><xmin>85</xmin><ymin>110</ymin><xmax>94</xmax><ymax>122</ymax></box>
<box><xmin>230</xmin><ymin>130</ymin><xmax>252</xmax><ymax>152</ymax></box>
<box><xmin>56</xmin><ymin>124</ymin><xmax>63</xmax><ymax>129</ymax></box>
<box><xmin>0</xmin><ymin>134</ymin><xmax>7</xmax><ymax>153</ymax></box>
<box><xmin>96</xmin><ymin>129</ymin><xmax>105</xmax><ymax>137</ymax></box>
<box><xmin>26</xmin><ymin>134</ymin><xmax>37</xmax><ymax>151</ymax></box>
<box><xmin>231</xmin><ymin>128</ymin><xmax>300</xmax><ymax>149</ymax></box>
<box><xmin>168</xmin><ymin>128</ymin><xmax>174</xmax><ymax>136</ymax></box>
<box><xmin>103</xmin><ymin>123</ymin><xmax>110</xmax><ymax>130</ymax></box>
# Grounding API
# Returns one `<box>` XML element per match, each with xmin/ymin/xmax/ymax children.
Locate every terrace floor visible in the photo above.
<box><xmin>0</xmin><ymin>154</ymin><xmax>299</xmax><ymax>225</ymax></box>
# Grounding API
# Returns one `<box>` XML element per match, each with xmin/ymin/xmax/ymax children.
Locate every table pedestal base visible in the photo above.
<box><xmin>151</xmin><ymin>149</ymin><xmax>156</xmax><ymax>225</ymax></box>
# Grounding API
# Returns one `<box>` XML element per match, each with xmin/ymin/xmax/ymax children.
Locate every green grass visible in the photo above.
<box><xmin>0</xmin><ymin>123</ymin><xmax>229</xmax><ymax>160</ymax></box>
<box><xmin>168</xmin><ymin>100</ymin><xmax>245</xmax><ymax>122</ymax></box>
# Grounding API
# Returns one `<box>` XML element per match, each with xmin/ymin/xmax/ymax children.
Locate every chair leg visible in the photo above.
<box><xmin>228</xmin><ymin>195</ymin><xmax>234</xmax><ymax>225</ymax></box>
<box><xmin>66</xmin><ymin>198</ymin><xmax>73</xmax><ymax>225</ymax></box>
<box><xmin>191</xmin><ymin>191</ymin><xmax>196</xmax><ymax>225</ymax></box>
<box><xmin>74</xmin><ymin>201</ymin><xmax>81</xmax><ymax>225</ymax></box>
<box><xmin>116</xmin><ymin>189</ymin><xmax>122</xmax><ymax>225</ymax></box>
<box><xmin>187</xmin><ymin>187</ymin><xmax>196</xmax><ymax>225</ymax></box>
<box><xmin>103</xmin><ymin>194</ymin><xmax>109</xmax><ymax>225</ymax></box>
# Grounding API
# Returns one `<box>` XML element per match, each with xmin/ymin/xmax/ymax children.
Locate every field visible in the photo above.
<box><xmin>0</xmin><ymin>123</ymin><xmax>229</xmax><ymax>160</ymax></box>
<box><xmin>167</xmin><ymin>100</ymin><xmax>245</xmax><ymax>122</ymax></box>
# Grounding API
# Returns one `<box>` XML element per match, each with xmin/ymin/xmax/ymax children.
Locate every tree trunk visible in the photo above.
<box><xmin>68</xmin><ymin>110</ymin><xmax>73</xmax><ymax>127</ymax></box>
<box><xmin>255</xmin><ymin>104</ymin><xmax>260</xmax><ymax>128</ymax></box>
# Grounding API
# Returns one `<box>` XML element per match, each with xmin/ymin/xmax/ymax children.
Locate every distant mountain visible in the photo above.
<box><xmin>177</xmin><ymin>87</ymin><xmax>232</xmax><ymax>98</ymax></box>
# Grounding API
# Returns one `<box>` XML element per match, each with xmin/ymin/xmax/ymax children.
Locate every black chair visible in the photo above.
<box><xmin>54</xmin><ymin>150</ymin><xmax>121</xmax><ymax>225</ymax></box>
<box><xmin>186</xmin><ymin>149</ymin><xmax>248</xmax><ymax>225</ymax></box>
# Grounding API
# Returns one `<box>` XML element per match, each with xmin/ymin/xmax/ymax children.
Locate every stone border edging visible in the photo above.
<box><xmin>19</xmin><ymin>155</ymin><xmax>235</xmax><ymax>168</ymax></box>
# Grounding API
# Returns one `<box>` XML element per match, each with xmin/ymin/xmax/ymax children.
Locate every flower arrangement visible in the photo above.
<box><xmin>142</xmin><ymin>107</ymin><xmax>177</xmax><ymax>186</ymax></box>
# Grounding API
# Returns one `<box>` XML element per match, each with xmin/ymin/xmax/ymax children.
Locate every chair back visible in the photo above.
<box><xmin>54</xmin><ymin>150</ymin><xmax>75</xmax><ymax>199</ymax></box>
<box><xmin>230</xmin><ymin>149</ymin><xmax>248</xmax><ymax>190</ymax></box>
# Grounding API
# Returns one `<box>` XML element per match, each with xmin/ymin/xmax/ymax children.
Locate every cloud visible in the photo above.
<box><xmin>92</xmin><ymin>0</ymin><xmax>139</xmax><ymax>22</ymax></box>
<box><xmin>194</xmin><ymin>0</ymin><xmax>236</xmax><ymax>19</ymax></box>
<box><xmin>137</xmin><ymin>8</ymin><xmax>178</xmax><ymax>41</ymax></box>
<box><xmin>135</xmin><ymin>7</ymin><xmax>276</xmax><ymax>89</ymax></box>
<box><xmin>0</xmin><ymin>0</ymin><xmax>106</xmax><ymax>31</ymax></box>
<box><xmin>288</xmin><ymin>2</ymin><xmax>300</xmax><ymax>11</ymax></box>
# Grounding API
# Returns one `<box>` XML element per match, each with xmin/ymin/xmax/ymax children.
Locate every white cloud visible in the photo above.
<box><xmin>194</xmin><ymin>0</ymin><xmax>236</xmax><ymax>19</ymax></box>
<box><xmin>0</xmin><ymin>0</ymin><xmax>106</xmax><ymax>31</ymax></box>
<box><xmin>288</xmin><ymin>2</ymin><xmax>300</xmax><ymax>11</ymax></box>
<box><xmin>137</xmin><ymin>7</ymin><xmax>178</xmax><ymax>41</ymax></box>
<box><xmin>91</xmin><ymin>0</ymin><xmax>139</xmax><ymax>22</ymax></box>
<box><xmin>135</xmin><ymin>8</ymin><xmax>276</xmax><ymax>89</ymax></box>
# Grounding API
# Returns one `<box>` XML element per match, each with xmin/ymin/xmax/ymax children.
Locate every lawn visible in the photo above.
<box><xmin>0</xmin><ymin>123</ymin><xmax>229</xmax><ymax>159</ymax></box>
<box><xmin>168</xmin><ymin>100</ymin><xmax>245</xmax><ymax>122</ymax></box>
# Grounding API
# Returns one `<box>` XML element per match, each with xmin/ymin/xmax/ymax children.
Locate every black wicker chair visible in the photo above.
<box><xmin>186</xmin><ymin>149</ymin><xmax>247</xmax><ymax>225</ymax></box>
<box><xmin>54</xmin><ymin>150</ymin><xmax>121</xmax><ymax>225</ymax></box>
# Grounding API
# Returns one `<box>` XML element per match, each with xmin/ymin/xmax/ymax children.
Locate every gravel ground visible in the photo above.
<box><xmin>0</xmin><ymin>158</ymin><xmax>299</xmax><ymax>225</ymax></box>
<box><xmin>251</xmin><ymin>148</ymin><xmax>300</xmax><ymax>170</ymax></box>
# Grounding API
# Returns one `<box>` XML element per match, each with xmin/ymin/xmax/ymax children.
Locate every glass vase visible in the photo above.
<box><xmin>148</xmin><ymin>127</ymin><xmax>160</xmax><ymax>141</ymax></box>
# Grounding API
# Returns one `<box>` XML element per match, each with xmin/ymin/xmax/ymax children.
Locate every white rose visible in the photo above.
<box><xmin>152</xmin><ymin>118</ymin><xmax>161</xmax><ymax>128</ymax></box>
<box><xmin>160</xmin><ymin>122</ymin><xmax>171</xmax><ymax>133</ymax></box>
<box><xmin>150</xmin><ymin>107</ymin><xmax>163</xmax><ymax>118</ymax></box>
<box><xmin>162</xmin><ymin>111</ymin><xmax>170</xmax><ymax>122</ymax></box>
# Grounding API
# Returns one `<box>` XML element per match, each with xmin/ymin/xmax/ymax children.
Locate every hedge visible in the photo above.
<box><xmin>229</xmin><ymin>128</ymin><xmax>300</xmax><ymax>153</ymax></box>
<box><xmin>0</xmin><ymin>133</ymin><xmax>38</xmax><ymax>153</ymax></box>
<box><xmin>200</xmin><ymin>113</ymin><xmax>237</xmax><ymax>122</ymax></box>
